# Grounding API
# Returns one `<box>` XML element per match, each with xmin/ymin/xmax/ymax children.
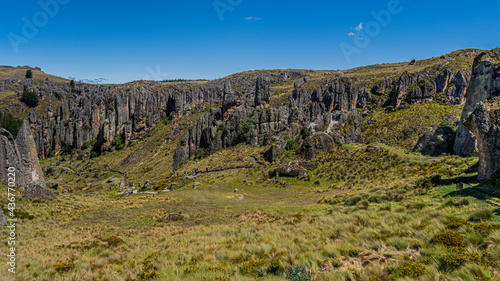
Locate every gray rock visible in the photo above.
<box><xmin>143</xmin><ymin>180</ymin><xmax>153</xmax><ymax>189</ymax></box>
<box><xmin>0</xmin><ymin>208</ymin><xmax>6</xmax><ymax>226</ymax></box>
<box><xmin>193</xmin><ymin>182</ymin><xmax>201</xmax><ymax>189</ymax></box>
<box><xmin>0</xmin><ymin>129</ymin><xmax>21</xmax><ymax>189</ymax></box>
<box><xmin>302</xmin><ymin>132</ymin><xmax>334</xmax><ymax>160</ymax></box>
<box><xmin>24</xmin><ymin>180</ymin><xmax>56</xmax><ymax>200</ymax></box>
<box><xmin>455</xmin><ymin>52</ymin><xmax>500</xmax><ymax>156</ymax></box>
<box><xmin>263</xmin><ymin>136</ymin><xmax>286</xmax><ymax>162</ymax></box>
<box><xmin>163</xmin><ymin>213</ymin><xmax>184</xmax><ymax>221</ymax></box>
<box><xmin>276</xmin><ymin>165</ymin><xmax>307</xmax><ymax>177</ymax></box>
<box><xmin>254</xmin><ymin>76</ymin><xmax>271</xmax><ymax>106</ymax></box>
<box><xmin>413</xmin><ymin>127</ymin><xmax>456</xmax><ymax>156</ymax></box>
<box><xmin>464</xmin><ymin>98</ymin><xmax>500</xmax><ymax>180</ymax></box>
<box><xmin>124</xmin><ymin>189</ymin><xmax>133</xmax><ymax>196</ymax></box>
<box><xmin>46</xmin><ymin>179</ymin><xmax>59</xmax><ymax>189</ymax></box>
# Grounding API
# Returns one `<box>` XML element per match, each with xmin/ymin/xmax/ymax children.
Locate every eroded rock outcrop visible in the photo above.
<box><xmin>0</xmin><ymin>129</ymin><xmax>21</xmax><ymax>188</ymax></box>
<box><xmin>455</xmin><ymin>51</ymin><xmax>500</xmax><ymax>156</ymax></box>
<box><xmin>15</xmin><ymin>121</ymin><xmax>45</xmax><ymax>185</ymax></box>
<box><xmin>464</xmin><ymin>97</ymin><xmax>500</xmax><ymax>180</ymax></box>
<box><xmin>0</xmin><ymin>121</ymin><xmax>45</xmax><ymax>191</ymax></box>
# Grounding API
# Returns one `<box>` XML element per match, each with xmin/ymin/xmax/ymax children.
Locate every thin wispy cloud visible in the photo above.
<box><xmin>356</xmin><ymin>37</ymin><xmax>364</xmax><ymax>41</ymax></box>
<box><xmin>355</xmin><ymin>22</ymin><xmax>364</xmax><ymax>31</ymax></box>
<box><xmin>347</xmin><ymin>32</ymin><xmax>356</xmax><ymax>37</ymax></box>
<box><xmin>245</xmin><ymin>17</ymin><xmax>262</xmax><ymax>21</ymax></box>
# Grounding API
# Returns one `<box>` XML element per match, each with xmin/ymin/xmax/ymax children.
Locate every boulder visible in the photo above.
<box><xmin>464</xmin><ymin>97</ymin><xmax>500</xmax><ymax>180</ymax></box>
<box><xmin>143</xmin><ymin>180</ymin><xmax>153</xmax><ymax>190</ymax></box>
<box><xmin>193</xmin><ymin>182</ymin><xmax>201</xmax><ymax>189</ymax></box>
<box><xmin>24</xmin><ymin>180</ymin><xmax>57</xmax><ymax>200</ymax></box>
<box><xmin>413</xmin><ymin>126</ymin><xmax>456</xmax><ymax>156</ymax></box>
<box><xmin>124</xmin><ymin>189</ymin><xmax>133</xmax><ymax>196</ymax></box>
<box><xmin>263</xmin><ymin>137</ymin><xmax>286</xmax><ymax>162</ymax></box>
<box><xmin>163</xmin><ymin>213</ymin><xmax>184</xmax><ymax>222</ymax></box>
<box><xmin>275</xmin><ymin>165</ymin><xmax>308</xmax><ymax>177</ymax></box>
<box><xmin>46</xmin><ymin>179</ymin><xmax>59</xmax><ymax>189</ymax></box>
<box><xmin>301</xmin><ymin>132</ymin><xmax>334</xmax><ymax>160</ymax></box>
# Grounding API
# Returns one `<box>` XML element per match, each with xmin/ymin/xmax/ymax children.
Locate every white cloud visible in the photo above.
<box><xmin>245</xmin><ymin>17</ymin><xmax>262</xmax><ymax>21</ymax></box>
<box><xmin>356</xmin><ymin>37</ymin><xmax>364</xmax><ymax>41</ymax></box>
<box><xmin>355</xmin><ymin>22</ymin><xmax>364</xmax><ymax>31</ymax></box>
<box><xmin>347</xmin><ymin>32</ymin><xmax>356</xmax><ymax>36</ymax></box>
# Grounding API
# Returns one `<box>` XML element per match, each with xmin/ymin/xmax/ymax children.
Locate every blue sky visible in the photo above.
<box><xmin>1</xmin><ymin>0</ymin><xmax>499</xmax><ymax>84</ymax></box>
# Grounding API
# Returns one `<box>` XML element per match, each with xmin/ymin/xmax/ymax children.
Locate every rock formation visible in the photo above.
<box><xmin>0</xmin><ymin>129</ymin><xmax>21</xmax><ymax>188</ymax></box>
<box><xmin>172</xmin><ymin>75</ymin><xmax>365</xmax><ymax>170</ymax></box>
<box><xmin>254</xmin><ymin>76</ymin><xmax>271</xmax><ymax>107</ymax></box>
<box><xmin>0</xmin><ymin>121</ymin><xmax>45</xmax><ymax>191</ymax></box>
<box><xmin>455</xmin><ymin>52</ymin><xmax>500</xmax><ymax>156</ymax></box>
<box><xmin>464</xmin><ymin>97</ymin><xmax>500</xmax><ymax>180</ymax></box>
<box><xmin>15</xmin><ymin>121</ymin><xmax>45</xmax><ymax>186</ymax></box>
<box><xmin>0</xmin><ymin>208</ymin><xmax>6</xmax><ymax>226</ymax></box>
<box><xmin>23</xmin><ymin>180</ymin><xmax>56</xmax><ymax>200</ymax></box>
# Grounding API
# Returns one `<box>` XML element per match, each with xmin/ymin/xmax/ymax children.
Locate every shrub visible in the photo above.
<box><xmin>0</xmin><ymin>111</ymin><xmax>23</xmax><ymax>137</ymax></box>
<box><xmin>345</xmin><ymin>195</ymin><xmax>362</xmax><ymax>206</ymax></box>
<box><xmin>445</xmin><ymin>217</ymin><xmax>469</xmax><ymax>229</ymax></box>
<box><xmin>473</xmin><ymin>223</ymin><xmax>500</xmax><ymax>236</ymax></box>
<box><xmin>456</xmin><ymin>198</ymin><xmax>470</xmax><ymax>207</ymax></box>
<box><xmin>438</xmin><ymin>247</ymin><xmax>481</xmax><ymax>271</ymax></box>
<box><xmin>431</xmin><ymin>230</ymin><xmax>464</xmax><ymax>247</ymax></box>
<box><xmin>53</xmin><ymin>260</ymin><xmax>75</xmax><ymax>274</ymax></box>
<box><xmin>25</xmin><ymin>69</ymin><xmax>33</xmax><ymax>79</ymax></box>
<box><xmin>111</xmin><ymin>132</ymin><xmax>125</xmax><ymax>150</ymax></box>
<box><xmin>389</xmin><ymin>260</ymin><xmax>426</xmax><ymax>279</ymax></box>
<box><xmin>102</xmin><ymin>235</ymin><xmax>124</xmax><ymax>247</ymax></box>
<box><xmin>21</xmin><ymin>86</ymin><xmax>40</xmax><ymax>107</ymax></box>
<box><xmin>285</xmin><ymin>139</ymin><xmax>301</xmax><ymax>153</ymax></box>
<box><xmin>468</xmin><ymin>209</ymin><xmax>493</xmax><ymax>222</ymax></box>
<box><xmin>285</xmin><ymin>265</ymin><xmax>311</xmax><ymax>281</ymax></box>
<box><xmin>82</xmin><ymin>141</ymin><xmax>92</xmax><ymax>150</ymax></box>
<box><xmin>358</xmin><ymin>200</ymin><xmax>370</xmax><ymax>210</ymax></box>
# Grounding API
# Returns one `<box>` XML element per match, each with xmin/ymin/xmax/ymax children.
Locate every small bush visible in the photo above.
<box><xmin>358</xmin><ymin>200</ymin><xmax>370</xmax><ymax>210</ymax></box>
<box><xmin>445</xmin><ymin>217</ymin><xmax>469</xmax><ymax>229</ymax></box>
<box><xmin>102</xmin><ymin>235</ymin><xmax>124</xmax><ymax>247</ymax></box>
<box><xmin>431</xmin><ymin>230</ymin><xmax>464</xmax><ymax>247</ymax></box>
<box><xmin>473</xmin><ymin>223</ymin><xmax>500</xmax><ymax>235</ymax></box>
<box><xmin>468</xmin><ymin>209</ymin><xmax>493</xmax><ymax>222</ymax></box>
<box><xmin>438</xmin><ymin>247</ymin><xmax>481</xmax><ymax>271</ymax></box>
<box><xmin>285</xmin><ymin>265</ymin><xmax>311</xmax><ymax>281</ymax></box>
<box><xmin>389</xmin><ymin>260</ymin><xmax>426</xmax><ymax>279</ymax></box>
<box><xmin>53</xmin><ymin>260</ymin><xmax>75</xmax><ymax>274</ymax></box>
<box><xmin>345</xmin><ymin>195</ymin><xmax>362</xmax><ymax>206</ymax></box>
<box><xmin>455</xmin><ymin>198</ymin><xmax>470</xmax><ymax>207</ymax></box>
<box><xmin>21</xmin><ymin>86</ymin><xmax>40</xmax><ymax>107</ymax></box>
<box><xmin>285</xmin><ymin>139</ymin><xmax>301</xmax><ymax>153</ymax></box>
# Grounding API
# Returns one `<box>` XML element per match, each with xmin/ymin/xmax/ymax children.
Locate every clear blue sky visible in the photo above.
<box><xmin>1</xmin><ymin>0</ymin><xmax>499</xmax><ymax>84</ymax></box>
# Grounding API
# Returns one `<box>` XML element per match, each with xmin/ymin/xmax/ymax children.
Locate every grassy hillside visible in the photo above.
<box><xmin>0</xmin><ymin>66</ymin><xmax>69</xmax><ymax>83</ymax></box>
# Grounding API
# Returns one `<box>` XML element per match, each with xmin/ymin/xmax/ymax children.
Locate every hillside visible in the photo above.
<box><xmin>0</xmin><ymin>66</ymin><xmax>70</xmax><ymax>83</ymax></box>
<box><xmin>0</xmin><ymin>48</ymin><xmax>500</xmax><ymax>281</ymax></box>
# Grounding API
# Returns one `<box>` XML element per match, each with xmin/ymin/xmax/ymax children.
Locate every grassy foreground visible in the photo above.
<box><xmin>1</xmin><ymin>142</ymin><xmax>500</xmax><ymax>280</ymax></box>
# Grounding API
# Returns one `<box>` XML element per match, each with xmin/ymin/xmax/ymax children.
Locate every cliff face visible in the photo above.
<box><xmin>455</xmin><ymin>52</ymin><xmax>500</xmax><ymax>156</ymax></box>
<box><xmin>464</xmin><ymin>97</ymin><xmax>500</xmax><ymax>180</ymax></box>
<box><xmin>0</xmin><ymin>121</ymin><xmax>45</xmax><ymax>190</ymax></box>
